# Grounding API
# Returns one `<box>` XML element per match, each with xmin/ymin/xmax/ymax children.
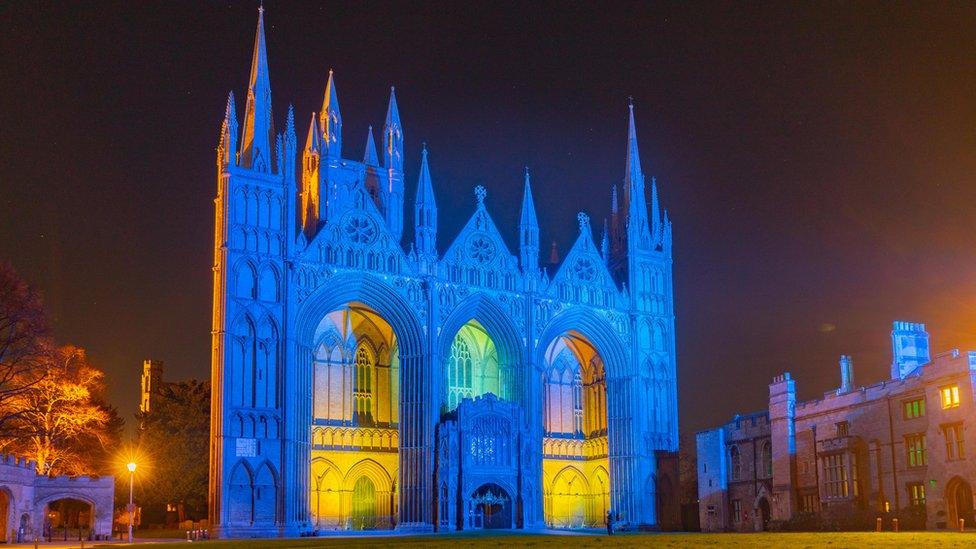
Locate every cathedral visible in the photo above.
<box><xmin>209</xmin><ymin>8</ymin><xmax>679</xmax><ymax>537</ymax></box>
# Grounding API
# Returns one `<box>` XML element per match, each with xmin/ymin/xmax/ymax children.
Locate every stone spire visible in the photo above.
<box><xmin>414</xmin><ymin>144</ymin><xmax>437</xmax><ymax>260</ymax></box>
<box><xmin>363</xmin><ymin>125</ymin><xmax>378</xmax><ymax>166</ymax></box>
<box><xmin>383</xmin><ymin>87</ymin><xmax>403</xmax><ymax>172</ymax></box>
<box><xmin>320</xmin><ymin>70</ymin><xmax>342</xmax><ymax>158</ymax></box>
<box><xmin>302</xmin><ymin>112</ymin><xmax>323</xmax><ymax>231</ymax></box>
<box><xmin>239</xmin><ymin>6</ymin><xmax>274</xmax><ymax>172</ymax></box>
<box><xmin>625</xmin><ymin>100</ymin><xmax>651</xmax><ymax>249</ymax></box>
<box><xmin>305</xmin><ymin>112</ymin><xmax>323</xmax><ymax>153</ymax></box>
<box><xmin>519</xmin><ymin>167</ymin><xmax>540</xmax><ymax>272</ymax></box>
<box><xmin>383</xmin><ymin>87</ymin><xmax>404</xmax><ymax>240</ymax></box>
<box><xmin>218</xmin><ymin>91</ymin><xmax>238</xmax><ymax>167</ymax></box>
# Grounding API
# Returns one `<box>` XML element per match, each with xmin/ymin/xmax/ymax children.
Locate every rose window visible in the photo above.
<box><xmin>573</xmin><ymin>258</ymin><xmax>595</xmax><ymax>281</ymax></box>
<box><xmin>469</xmin><ymin>237</ymin><xmax>494</xmax><ymax>263</ymax></box>
<box><xmin>344</xmin><ymin>215</ymin><xmax>376</xmax><ymax>244</ymax></box>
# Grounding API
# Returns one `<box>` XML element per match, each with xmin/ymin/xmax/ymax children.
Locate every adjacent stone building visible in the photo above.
<box><xmin>209</xmin><ymin>7</ymin><xmax>680</xmax><ymax>537</ymax></box>
<box><xmin>698</xmin><ymin>322</ymin><xmax>976</xmax><ymax>531</ymax></box>
<box><xmin>0</xmin><ymin>455</ymin><xmax>114</xmax><ymax>542</ymax></box>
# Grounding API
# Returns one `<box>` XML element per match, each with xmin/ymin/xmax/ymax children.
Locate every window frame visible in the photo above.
<box><xmin>940</xmin><ymin>385</ymin><xmax>960</xmax><ymax>409</ymax></box>
<box><xmin>903</xmin><ymin>397</ymin><xmax>926</xmax><ymax>419</ymax></box>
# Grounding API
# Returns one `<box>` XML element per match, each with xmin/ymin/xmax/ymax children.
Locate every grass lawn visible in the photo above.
<box><xmin>108</xmin><ymin>530</ymin><xmax>976</xmax><ymax>548</ymax></box>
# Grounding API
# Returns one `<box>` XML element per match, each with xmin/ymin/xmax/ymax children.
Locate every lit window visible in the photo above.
<box><xmin>836</xmin><ymin>421</ymin><xmax>850</xmax><ymax>436</ymax></box>
<box><xmin>905</xmin><ymin>433</ymin><xmax>927</xmax><ymax>467</ymax></box>
<box><xmin>731</xmin><ymin>499</ymin><xmax>741</xmax><ymax>523</ymax></box>
<box><xmin>908</xmin><ymin>482</ymin><xmax>926</xmax><ymax>507</ymax></box>
<box><xmin>903</xmin><ymin>398</ymin><xmax>925</xmax><ymax>419</ymax></box>
<box><xmin>940</xmin><ymin>385</ymin><xmax>960</xmax><ymax>409</ymax></box>
<box><xmin>942</xmin><ymin>423</ymin><xmax>965</xmax><ymax>461</ymax></box>
<box><xmin>823</xmin><ymin>454</ymin><xmax>848</xmax><ymax>498</ymax></box>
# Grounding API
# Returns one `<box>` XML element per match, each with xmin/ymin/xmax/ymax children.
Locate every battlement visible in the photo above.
<box><xmin>1</xmin><ymin>453</ymin><xmax>37</xmax><ymax>472</ymax></box>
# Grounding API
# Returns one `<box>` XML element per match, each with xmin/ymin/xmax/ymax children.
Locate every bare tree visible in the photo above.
<box><xmin>0</xmin><ymin>262</ymin><xmax>50</xmax><ymax>442</ymax></box>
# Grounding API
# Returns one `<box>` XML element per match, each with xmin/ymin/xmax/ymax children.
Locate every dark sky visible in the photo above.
<box><xmin>1</xmin><ymin>1</ymin><xmax>974</xmax><ymax>436</ymax></box>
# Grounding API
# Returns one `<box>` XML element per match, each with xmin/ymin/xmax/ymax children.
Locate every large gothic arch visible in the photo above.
<box><xmin>290</xmin><ymin>272</ymin><xmax>430</xmax><ymax>530</ymax></box>
<box><xmin>437</xmin><ymin>292</ymin><xmax>527</xmax><ymax>409</ymax></box>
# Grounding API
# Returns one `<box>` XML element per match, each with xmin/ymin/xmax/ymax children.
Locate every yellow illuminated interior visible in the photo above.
<box><xmin>309</xmin><ymin>304</ymin><xmax>398</xmax><ymax>530</ymax></box>
<box><xmin>542</xmin><ymin>332</ymin><xmax>610</xmax><ymax>528</ymax></box>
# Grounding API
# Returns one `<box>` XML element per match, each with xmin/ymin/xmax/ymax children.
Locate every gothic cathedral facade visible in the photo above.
<box><xmin>209</xmin><ymin>8</ymin><xmax>678</xmax><ymax>537</ymax></box>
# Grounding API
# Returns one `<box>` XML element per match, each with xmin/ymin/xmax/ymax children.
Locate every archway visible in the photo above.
<box><xmin>472</xmin><ymin>483</ymin><xmax>512</xmax><ymax>529</ymax></box>
<box><xmin>754</xmin><ymin>496</ymin><xmax>771</xmax><ymax>532</ymax></box>
<box><xmin>548</xmin><ymin>467</ymin><xmax>589</xmax><ymax>528</ymax></box>
<box><xmin>442</xmin><ymin>320</ymin><xmax>510</xmax><ymax>412</ymax></box>
<box><xmin>309</xmin><ymin>303</ymin><xmax>399</xmax><ymax>530</ymax></box>
<box><xmin>43</xmin><ymin>498</ymin><xmax>93</xmax><ymax>540</ymax></box>
<box><xmin>947</xmin><ymin>477</ymin><xmax>974</xmax><ymax>527</ymax></box>
<box><xmin>350</xmin><ymin>476</ymin><xmax>377</xmax><ymax>530</ymax></box>
<box><xmin>437</xmin><ymin>293</ymin><xmax>526</xmax><ymax>415</ymax></box>
<box><xmin>541</xmin><ymin>331</ymin><xmax>609</xmax><ymax>528</ymax></box>
<box><xmin>294</xmin><ymin>273</ymin><xmax>427</xmax><ymax>528</ymax></box>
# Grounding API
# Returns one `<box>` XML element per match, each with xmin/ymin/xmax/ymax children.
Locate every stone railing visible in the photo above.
<box><xmin>312</xmin><ymin>425</ymin><xmax>399</xmax><ymax>452</ymax></box>
<box><xmin>542</xmin><ymin>435</ymin><xmax>608</xmax><ymax>460</ymax></box>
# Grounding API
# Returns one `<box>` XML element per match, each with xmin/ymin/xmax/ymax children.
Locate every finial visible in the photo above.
<box><xmin>628</xmin><ymin>96</ymin><xmax>634</xmax><ymax>108</ymax></box>
<box><xmin>258</xmin><ymin>0</ymin><xmax>264</xmax><ymax>15</ymax></box>
<box><xmin>475</xmin><ymin>185</ymin><xmax>487</xmax><ymax>205</ymax></box>
<box><xmin>422</xmin><ymin>142</ymin><xmax>428</xmax><ymax>157</ymax></box>
<box><xmin>577</xmin><ymin>211</ymin><xmax>590</xmax><ymax>230</ymax></box>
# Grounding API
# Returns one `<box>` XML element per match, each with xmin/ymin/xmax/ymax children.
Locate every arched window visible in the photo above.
<box><xmin>354</xmin><ymin>345</ymin><xmax>373</xmax><ymax>425</ymax></box>
<box><xmin>351</xmin><ymin>476</ymin><xmax>377</xmax><ymax>530</ymax></box>
<box><xmin>447</xmin><ymin>335</ymin><xmax>473</xmax><ymax>410</ymax></box>
<box><xmin>761</xmin><ymin>441</ymin><xmax>772</xmax><ymax>477</ymax></box>
<box><xmin>730</xmin><ymin>445</ymin><xmax>742</xmax><ymax>481</ymax></box>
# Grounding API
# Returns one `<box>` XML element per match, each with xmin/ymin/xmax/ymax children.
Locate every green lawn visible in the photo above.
<box><xmin>106</xmin><ymin>531</ymin><xmax>975</xmax><ymax>548</ymax></box>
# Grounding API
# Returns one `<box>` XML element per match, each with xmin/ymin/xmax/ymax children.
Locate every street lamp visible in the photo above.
<box><xmin>127</xmin><ymin>462</ymin><xmax>137</xmax><ymax>543</ymax></box>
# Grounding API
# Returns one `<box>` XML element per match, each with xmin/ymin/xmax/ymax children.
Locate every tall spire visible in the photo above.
<box><xmin>363</xmin><ymin>126</ymin><xmax>378</xmax><ymax>165</ymax></box>
<box><xmin>382</xmin><ymin>86</ymin><xmax>405</xmax><ymax>240</ymax></box>
<box><xmin>302</xmin><ymin>112</ymin><xmax>323</xmax><ymax>232</ymax></box>
<box><xmin>239</xmin><ymin>5</ymin><xmax>274</xmax><ymax>172</ymax></box>
<box><xmin>625</xmin><ymin>98</ymin><xmax>643</xmax><ymax>186</ymax></box>
<box><xmin>218</xmin><ymin>91</ymin><xmax>239</xmax><ymax>167</ymax></box>
<box><xmin>519</xmin><ymin>167</ymin><xmax>540</xmax><ymax>272</ymax></box>
<box><xmin>383</xmin><ymin>87</ymin><xmax>403</xmax><ymax>172</ymax></box>
<box><xmin>320</xmin><ymin>70</ymin><xmax>342</xmax><ymax>158</ymax></box>
<box><xmin>624</xmin><ymin>100</ymin><xmax>651</xmax><ymax>249</ymax></box>
<box><xmin>414</xmin><ymin>144</ymin><xmax>437</xmax><ymax>261</ymax></box>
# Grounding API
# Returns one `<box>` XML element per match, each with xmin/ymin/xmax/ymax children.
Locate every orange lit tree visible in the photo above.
<box><xmin>6</xmin><ymin>345</ymin><xmax>122</xmax><ymax>475</ymax></box>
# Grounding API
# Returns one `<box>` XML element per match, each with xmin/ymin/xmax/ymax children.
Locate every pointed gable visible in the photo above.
<box><xmin>303</xmin><ymin>178</ymin><xmax>414</xmax><ymax>277</ymax></box>
<box><xmin>548</xmin><ymin>213</ymin><xmax>619</xmax><ymax>308</ymax></box>
<box><xmin>440</xmin><ymin>186</ymin><xmax>520</xmax><ymax>291</ymax></box>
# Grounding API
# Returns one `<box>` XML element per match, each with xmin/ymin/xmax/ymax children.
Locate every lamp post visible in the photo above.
<box><xmin>127</xmin><ymin>462</ymin><xmax>137</xmax><ymax>543</ymax></box>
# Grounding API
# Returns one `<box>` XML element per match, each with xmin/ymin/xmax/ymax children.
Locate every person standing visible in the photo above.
<box><xmin>606</xmin><ymin>510</ymin><xmax>614</xmax><ymax>535</ymax></box>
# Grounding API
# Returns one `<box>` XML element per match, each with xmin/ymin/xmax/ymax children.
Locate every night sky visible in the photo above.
<box><xmin>1</xmin><ymin>2</ymin><xmax>974</xmax><ymax>436</ymax></box>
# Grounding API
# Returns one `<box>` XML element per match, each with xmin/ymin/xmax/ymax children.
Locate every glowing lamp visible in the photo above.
<box><xmin>127</xmin><ymin>462</ymin><xmax>137</xmax><ymax>473</ymax></box>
